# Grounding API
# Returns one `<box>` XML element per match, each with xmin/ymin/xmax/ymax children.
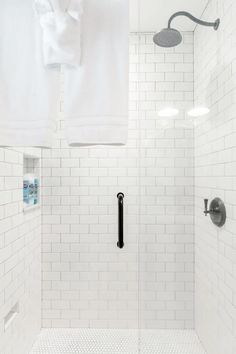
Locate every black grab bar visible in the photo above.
<box><xmin>117</xmin><ymin>193</ymin><xmax>124</xmax><ymax>249</ymax></box>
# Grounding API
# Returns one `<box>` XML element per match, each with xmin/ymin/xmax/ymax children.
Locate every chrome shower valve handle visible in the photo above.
<box><xmin>204</xmin><ymin>199</ymin><xmax>210</xmax><ymax>215</ymax></box>
<box><xmin>204</xmin><ymin>198</ymin><xmax>220</xmax><ymax>215</ymax></box>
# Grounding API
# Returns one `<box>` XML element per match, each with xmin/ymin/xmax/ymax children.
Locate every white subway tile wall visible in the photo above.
<box><xmin>194</xmin><ymin>1</ymin><xmax>236</xmax><ymax>354</ymax></box>
<box><xmin>41</xmin><ymin>33</ymin><xmax>194</xmax><ymax>329</ymax></box>
<box><xmin>0</xmin><ymin>148</ymin><xmax>41</xmax><ymax>354</ymax></box>
<box><xmin>138</xmin><ymin>33</ymin><xmax>194</xmax><ymax>330</ymax></box>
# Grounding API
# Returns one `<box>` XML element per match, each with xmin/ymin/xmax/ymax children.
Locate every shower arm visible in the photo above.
<box><xmin>168</xmin><ymin>11</ymin><xmax>220</xmax><ymax>30</ymax></box>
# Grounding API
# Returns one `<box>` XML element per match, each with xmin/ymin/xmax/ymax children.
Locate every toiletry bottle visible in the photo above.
<box><xmin>34</xmin><ymin>177</ymin><xmax>39</xmax><ymax>205</ymax></box>
<box><xmin>24</xmin><ymin>174</ymin><xmax>35</xmax><ymax>206</ymax></box>
<box><xmin>23</xmin><ymin>178</ymin><xmax>29</xmax><ymax>205</ymax></box>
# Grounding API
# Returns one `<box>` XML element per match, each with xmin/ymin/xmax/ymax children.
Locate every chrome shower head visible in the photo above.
<box><xmin>153</xmin><ymin>28</ymin><xmax>182</xmax><ymax>48</ymax></box>
<box><xmin>153</xmin><ymin>11</ymin><xmax>220</xmax><ymax>48</ymax></box>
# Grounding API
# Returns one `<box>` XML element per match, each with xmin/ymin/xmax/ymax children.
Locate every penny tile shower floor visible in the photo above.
<box><xmin>30</xmin><ymin>329</ymin><xmax>206</xmax><ymax>354</ymax></box>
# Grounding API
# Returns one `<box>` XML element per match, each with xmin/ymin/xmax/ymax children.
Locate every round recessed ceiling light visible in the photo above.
<box><xmin>187</xmin><ymin>106</ymin><xmax>210</xmax><ymax>117</ymax></box>
<box><xmin>158</xmin><ymin>107</ymin><xmax>179</xmax><ymax>117</ymax></box>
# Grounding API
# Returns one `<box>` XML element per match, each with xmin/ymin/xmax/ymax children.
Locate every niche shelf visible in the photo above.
<box><xmin>23</xmin><ymin>154</ymin><xmax>41</xmax><ymax>213</ymax></box>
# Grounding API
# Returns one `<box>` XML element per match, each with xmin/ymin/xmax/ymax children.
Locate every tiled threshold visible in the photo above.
<box><xmin>30</xmin><ymin>328</ymin><xmax>206</xmax><ymax>354</ymax></box>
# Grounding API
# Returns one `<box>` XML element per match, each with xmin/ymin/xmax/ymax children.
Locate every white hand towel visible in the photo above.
<box><xmin>64</xmin><ymin>0</ymin><xmax>129</xmax><ymax>146</ymax></box>
<box><xmin>35</xmin><ymin>0</ymin><xmax>83</xmax><ymax>67</ymax></box>
<box><xmin>0</xmin><ymin>0</ymin><xmax>59</xmax><ymax>147</ymax></box>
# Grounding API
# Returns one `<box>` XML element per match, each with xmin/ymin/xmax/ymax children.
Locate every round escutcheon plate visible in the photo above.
<box><xmin>210</xmin><ymin>198</ymin><xmax>226</xmax><ymax>227</ymax></box>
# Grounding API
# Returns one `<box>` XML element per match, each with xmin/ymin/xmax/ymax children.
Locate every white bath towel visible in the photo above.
<box><xmin>64</xmin><ymin>0</ymin><xmax>129</xmax><ymax>146</ymax></box>
<box><xmin>0</xmin><ymin>0</ymin><xmax>59</xmax><ymax>147</ymax></box>
<box><xmin>35</xmin><ymin>0</ymin><xmax>83</xmax><ymax>67</ymax></box>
